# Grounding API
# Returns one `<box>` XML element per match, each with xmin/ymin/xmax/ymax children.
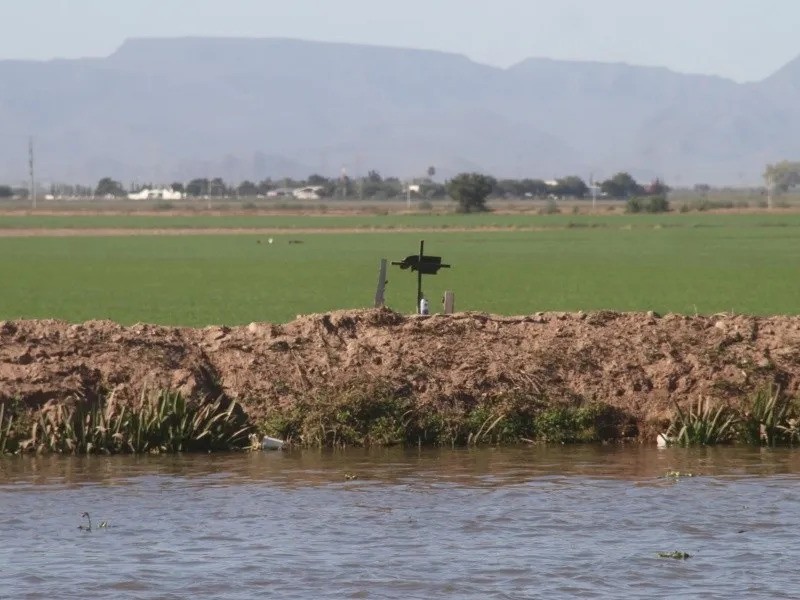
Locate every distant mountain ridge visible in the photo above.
<box><xmin>1</xmin><ymin>37</ymin><xmax>798</xmax><ymax>186</ymax></box>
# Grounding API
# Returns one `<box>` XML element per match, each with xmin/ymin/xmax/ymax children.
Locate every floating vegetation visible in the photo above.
<box><xmin>657</xmin><ymin>551</ymin><xmax>691</xmax><ymax>560</ymax></box>
<box><xmin>2</xmin><ymin>390</ymin><xmax>252</xmax><ymax>456</ymax></box>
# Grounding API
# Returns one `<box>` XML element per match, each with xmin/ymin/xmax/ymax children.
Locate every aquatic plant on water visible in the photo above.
<box><xmin>657</xmin><ymin>551</ymin><xmax>691</xmax><ymax>560</ymax></box>
<box><xmin>663</xmin><ymin>471</ymin><xmax>696</xmax><ymax>479</ymax></box>
<box><xmin>664</xmin><ymin>397</ymin><xmax>736</xmax><ymax>446</ymax></box>
<box><xmin>11</xmin><ymin>390</ymin><xmax>252</xmax><ymax>455</ymax></box>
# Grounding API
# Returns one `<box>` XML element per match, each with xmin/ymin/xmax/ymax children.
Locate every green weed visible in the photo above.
<box><xmin>665</xmin><ymin>397</ymin><xmax>736</xmax><ymax>446</ymax></box>
<box><xmin>16</xmin><ymin>390</ymin><xmax>252</xmax><ymax>455</ymax></box>
<box><xmin>738</xmin><ymin>384</ymin><xmax>799</xmax><ymax>446</ymax></box>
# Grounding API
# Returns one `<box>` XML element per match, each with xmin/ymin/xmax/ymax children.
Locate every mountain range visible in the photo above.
<box><xmin>2</xmin><ymin>37</ymin><xmax>799</xmax><ymax>186</ymax></box>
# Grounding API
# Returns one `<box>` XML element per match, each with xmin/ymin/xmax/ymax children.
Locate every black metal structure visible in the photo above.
<box><xmin>391</xmin><ymin>240</ymin><xmax>451</xmax><ymax>311</ymax></box>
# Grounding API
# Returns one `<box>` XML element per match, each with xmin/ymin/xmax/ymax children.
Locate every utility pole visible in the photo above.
<box><xmin>29</xmin><ymin>137</ymin><xmax>36</xmax><ymax>209</ymax></box>
<box><xmin>767</xmin><ymin>173</ymin><xmax>774</xmax><ymax>210</ymax></box>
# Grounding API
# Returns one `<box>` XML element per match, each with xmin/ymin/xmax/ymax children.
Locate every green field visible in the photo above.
<box><xmin>1</xmin><ymin>213</ymin><xmax>799</xmax><ymax>325</ymax></box>
<box><xmin>4</xmin><ymin>211</ymin><xmax>800</xmax><ymax>230</ymax></box>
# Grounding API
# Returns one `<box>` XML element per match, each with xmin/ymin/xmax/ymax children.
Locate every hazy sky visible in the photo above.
<box><xmin>4</xmin><ymin>0</ymin><xmax>799</xmax><ymax>82</ymax></box>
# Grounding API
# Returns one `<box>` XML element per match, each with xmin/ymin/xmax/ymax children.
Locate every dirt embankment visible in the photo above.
<box><xmin>1</xmin><ymin>309</ymin><xmax>799</xmax><ymax>437</ymax></box>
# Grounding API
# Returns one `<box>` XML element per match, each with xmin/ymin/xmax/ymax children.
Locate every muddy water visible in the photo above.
<box><xmin>2</xmin><ymin>446</ymin><xmax>800</xmax><ymax>599</ymax></box>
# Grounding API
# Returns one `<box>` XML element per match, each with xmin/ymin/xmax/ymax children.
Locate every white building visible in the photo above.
<box><xmin>128</xmin><ymin>188</ymin><xmax>184</xmax><ymax>201</ymax></box>
<box><xmin>292</xmin><ymin>186</ymin><xmax>324</xmax><ymax>200</ymax></box>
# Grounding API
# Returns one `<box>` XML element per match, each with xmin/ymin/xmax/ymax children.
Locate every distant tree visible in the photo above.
<box><xmin>186</xmin><ymin>178</ymin><xmax>209</xmax><ymax>197</ymax></box>
<box><xmin>209</xmin><ymin>177</ymin><xmax>226</xmax><ymax>196</ymax></box>
<box><xmin>95</xmin><ymin>177</ymin><xmax>125</xmax><ymax>197</ymax></box>
<box><xmin>554</xmin><ymin>175</ymin><xmax>589</xmax><ymax>198</ymax></box>
<box><xmin>694</xmin><ymin>183</ymin><xmax>711</xmax><ymax>195</ymax></box>
<box><xmin>366</xmin><ymin>170</ymin><xmax>382</xmax><ymax>183</ymax></box>
<box><xmin>421</xmin><ymin>181</ymin><xmax>446</xmax><ymax>199</ymax></box>
<box><xmin>170</xmin><ymin>182</ymin><xmax>185</xmax><ymax>194</ymax></box>
<box><xmin>494</xmin><ymin>179</ymin><xmax>524</xmax><ymax>198</ymax></box>
<box><xmin>257</xmin><ymin>179</ymin><xmax>276</xmax><ymax>194</ymax></box>
<box><xmin>447</xmin><ymin>173</ymin><xmax>495</xmax><ymax>213</ymax></box>
<box><xmin>764</xmin><ymin>161</ymin><xmax>800</xmax><ymax>193</ymax></box>
<box><xmin>645</xmin><ymin>178</ymin><xmax>670</xmax><ymax>196</ymax></box>
<box><xmin>0</xmin><ymin>185</ymin><xmax>12</xmax><ymax>198</ymax></box>
<box><xmin>237</xmin><ymin>180</ymin><xmax>258</xmax><ymax>196</ymax></box>
<box><xmin>600</xmin><ymin>172</ymin><xmax>643</xmax><ymax>199</ymax></box>
<box><xmin>427</xmin><ymin>166</ymin><xmax>436</xmax><ymax>178</ymax></box>
<box><xmin>307</xmin><ymin>174</ymin><xmax>329</xmax><ymax>186</ymax></box>
<box><xmin>518</xmin><ymin>178</ymin><xmax>548</xmax><ymax>198</ymax></box>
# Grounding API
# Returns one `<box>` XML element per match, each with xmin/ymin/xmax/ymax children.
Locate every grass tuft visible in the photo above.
<box><xmin>8</xmin><ymin>390</ymin><xmax>252</xmax><ymax>455</ymax></box>
<box><xmin>665</xmin><ymin>397</ymin><xmax>736</xmax><ymax>446</ymax></box>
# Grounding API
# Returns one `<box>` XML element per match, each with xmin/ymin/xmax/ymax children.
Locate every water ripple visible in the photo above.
<box><xmin>3</xmin><ymin>446</ymin><xmax>800</xmax><ymax>598</ymax></box>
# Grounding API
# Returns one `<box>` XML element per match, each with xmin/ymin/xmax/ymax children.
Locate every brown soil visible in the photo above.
<box><xmin>2</xmin><ymin>309</ymin><xmax>799</xmax><ymax>439</ymax></box>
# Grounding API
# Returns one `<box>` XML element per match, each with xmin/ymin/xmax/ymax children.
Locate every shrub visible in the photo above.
<box><xmin>738</xmin><ymin>384</ymin><xmax>799</xmax><ymax>446</ymax></box>
<box><xmin>538</xmin><ymin>199</ymin><xmax>561</xmax><ymax>215</ymax></box>
<box><xmin>625</xmin><ymin>197</ymin><xmax>643</xmax><ymax>213</ymax></box>
<box><xmin>626</xmin><ymin>195</ymin><xmax>670</xmax><ymax>214</ymax></box>
<box><xmin>531</xmin><ymin>403</ymin><xmax>628</xmax><ymax>443</ymax></box>
<box><xmin>665</xmin><ymin>397</ymin><xmax>736</xmax><ymax>446</ymax></box>
<box><xmin>6</xmin><ymin>391</ymin><xmax>252</xmax><ymax>455</ymax></box>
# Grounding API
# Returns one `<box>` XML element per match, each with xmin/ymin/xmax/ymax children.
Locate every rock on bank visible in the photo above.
<box><xmin>1</xmin><ymin>309</ymin><xmax>799</xmax><ymax>435</ymax></box>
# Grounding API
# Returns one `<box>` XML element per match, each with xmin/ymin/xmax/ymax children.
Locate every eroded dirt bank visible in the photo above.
<box><xmin>1</xmin><ymin>309</ymin><xmax>799</xmax><ymax>439</ymax></box>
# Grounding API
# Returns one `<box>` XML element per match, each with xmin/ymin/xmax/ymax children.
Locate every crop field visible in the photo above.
<box><xmin>4</xmin><ymin>211</ymin><xmax>800</xmax><ymax>230</ymax></box>
<box><xmin>0</xmin><ymin>212</ymin><xmax>799</xmax><ymax>325</ymax></box>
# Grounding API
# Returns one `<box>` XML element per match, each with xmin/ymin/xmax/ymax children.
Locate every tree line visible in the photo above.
<box><xmin>3</xmin><ymin>170</ymin><xmax>671</xmax><ymax>214</ymax></box>
<box><xmin>90</xmin><ymin>171</ymin><xmax>667</xmax><ymax>201</ymax></box>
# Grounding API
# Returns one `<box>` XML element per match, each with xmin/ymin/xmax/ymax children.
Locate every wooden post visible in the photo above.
<box><xmin>443</xmin><ymin>291</ymin><xmax>455</xmax><ymax>314</ymax></box>
<box><xmin>374</xmin><ymin>259</ymin><xmax>388</xmax><ymax>308</ymax></box>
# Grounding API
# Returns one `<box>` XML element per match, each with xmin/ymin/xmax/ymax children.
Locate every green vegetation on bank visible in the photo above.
<box><xmin>257</xmin><ymin>380</ymin><xmax>634</xmax><ymax>448</ymax></box>
<box><xmin>0</xmin><ymin>386</ymin><xmax>635</xmax><ymax>454</ymax></box>
<box><xmin>0</xmin><ymin>392</ymin><xmax>251</xmax><ymax>455</ymax></box>
<box><xmin>663</xmin><ymin>385</ymin><xmax>800</xmax><ymax>447</ymax></box>
<box><xmin>1</xmin><ymin>213</ymin><xmax>800</xmax><ymax>324</ymax></box>
<box><xmin>3</xmin><ymin>383</ymin><xmax>797</xmax><ymax>454</ymax></box>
